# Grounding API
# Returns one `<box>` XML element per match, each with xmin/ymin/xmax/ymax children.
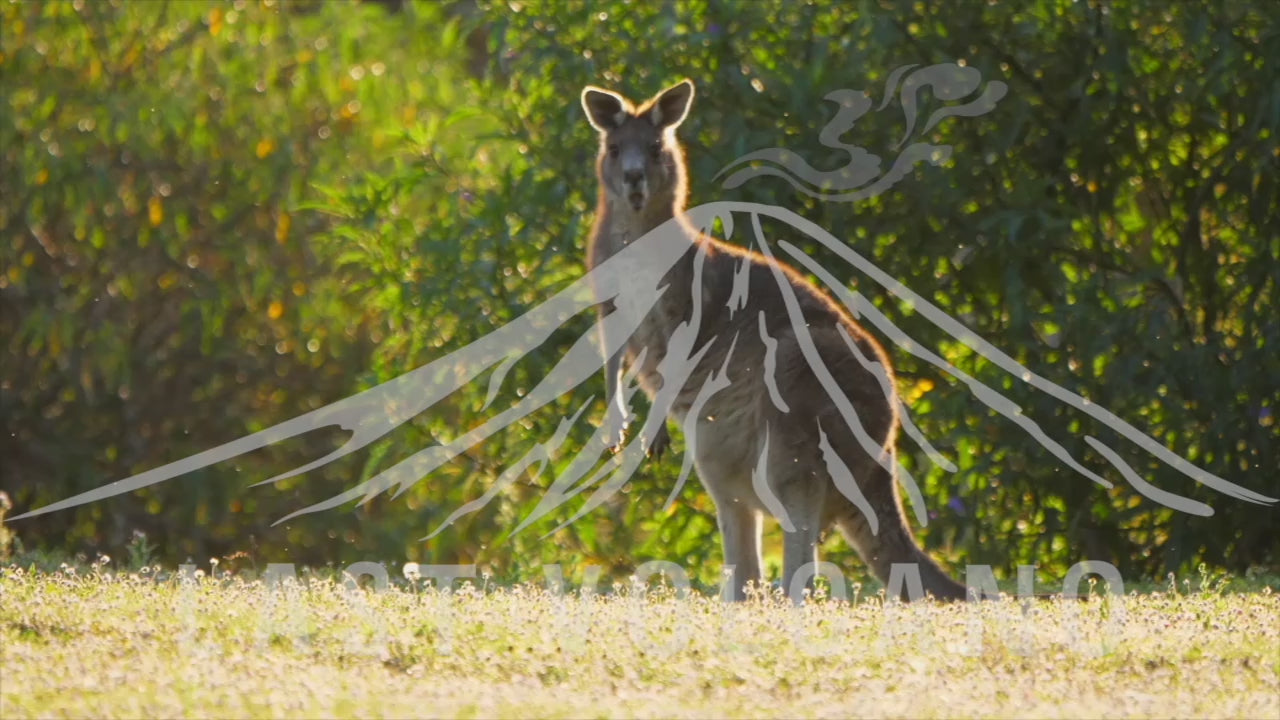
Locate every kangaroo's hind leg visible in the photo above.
<box><xmin>761</xmin><ymin>418</ymin><xmax>828</xmax><ymax>604</ymax></box>
<box><xmin>713</xmin><ymin>500</ymin><xmax>763</xmax><ymax>602</ymax></box>
<box><xmin>692</xmin><ymin>407</ymin><xmax>766</xmax><ymax>602</ymax></box>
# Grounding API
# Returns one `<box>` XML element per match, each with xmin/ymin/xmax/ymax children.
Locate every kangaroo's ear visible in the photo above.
<box><xmin>581</xmin><ymin>87</ymin><xmax>629</xmax><ymax>132</ymax></box>
<box><xmin>647</xmin><ymin>79</ymin><xmax>695</xmax><ymax>129</ymax></box>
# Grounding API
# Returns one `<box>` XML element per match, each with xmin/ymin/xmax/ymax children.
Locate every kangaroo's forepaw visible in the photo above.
<box><xmin>602</xmin><ymin>408</ymin><xmax>631</xmax><ymax>454</ymax></box>
<box><xmin>603</xmin><ymin>429</ymin><xmax>626</xmax><ymax>454</ymax></box>
<box><xmin>645</xmin><ymin>424</ymin><xmax>671</xmax><ymax>460</ymax></box>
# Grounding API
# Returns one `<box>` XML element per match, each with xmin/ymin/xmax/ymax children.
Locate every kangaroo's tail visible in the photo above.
<box><xmin>829</xmin><ymin>453</ymin><xmax>970</xmax><ymax>602</ymax></box>
<box><xmin>795</xmin><ymin>324</ymin><xmax>972</xmax><ymax>602</ymax></box>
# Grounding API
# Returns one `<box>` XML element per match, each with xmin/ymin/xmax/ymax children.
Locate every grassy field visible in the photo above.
<box><xmin>1</xmin><ymin>564</ymin><xmax>1277</xmax><ymax>719</ymax></box>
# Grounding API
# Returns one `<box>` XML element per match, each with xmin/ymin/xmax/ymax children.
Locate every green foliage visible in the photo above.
<box><xmin>1</xmin><ymin>0</ymin><xmax>1276</xmax><ymax>585</ymax></box>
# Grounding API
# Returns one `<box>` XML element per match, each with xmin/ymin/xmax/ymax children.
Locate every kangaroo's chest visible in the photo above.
<box><xmin>626</xmin><ymin>287</ymin><xmax>775</xmax><ymax>424</ymax></box>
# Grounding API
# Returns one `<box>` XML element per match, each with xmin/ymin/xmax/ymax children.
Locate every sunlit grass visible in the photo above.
<box><xmin>1</xmin><ymin>565</ymin><xmax>1277</xmax><ymax>719</ymax></box>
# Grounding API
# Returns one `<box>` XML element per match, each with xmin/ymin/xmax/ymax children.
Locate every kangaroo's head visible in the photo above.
<box><xmin>581</xmin><ymin>79</ymin><xmax>695</xmax><ymax>217</ymax></box>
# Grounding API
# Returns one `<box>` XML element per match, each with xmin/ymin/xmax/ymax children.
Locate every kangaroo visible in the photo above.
<box><xmin>581</xmin><ymin>79</ymin><xmax>969</xmax><ymax>603</ymax></box>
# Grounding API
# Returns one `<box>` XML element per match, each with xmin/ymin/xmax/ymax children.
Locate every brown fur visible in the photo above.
<box><xmin>581</xmin><ymin>80</ymin><xmax>968</xmax><ymax>602</ymax></box>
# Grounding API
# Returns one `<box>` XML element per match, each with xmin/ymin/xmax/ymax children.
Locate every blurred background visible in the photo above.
<box><xmin>1</xmin><ymin>0</ymin><xmax>1276</xmax><ymax>587</ymax></box>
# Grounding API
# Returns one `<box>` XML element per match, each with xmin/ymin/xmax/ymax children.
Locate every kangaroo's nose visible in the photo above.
<box><xmin>623</xmin><ymin>170</ymin><xmax>644</xmax><ymax>186</ymax></box>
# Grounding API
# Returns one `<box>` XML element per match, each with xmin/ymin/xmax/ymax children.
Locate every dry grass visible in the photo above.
<box><xmin>1</xmin><ymin>564</ymin><xmax>1277</xmax><ymax>719</ymax></box>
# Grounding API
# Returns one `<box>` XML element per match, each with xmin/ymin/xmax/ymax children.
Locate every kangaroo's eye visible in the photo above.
<box><xmin>649</xmin><ymin>142</ymin><xmax>663</xmax><ymax>159</ymax></box>
<box><xmin>607</xmin><ymin>144</ymin><xmax>619</xmax><ymax>159</ymax></box>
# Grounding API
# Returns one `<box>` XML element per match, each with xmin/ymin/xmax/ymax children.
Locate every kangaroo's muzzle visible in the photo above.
<box><xmin>623</xmin><ymin>170</ymin><xmax>647</xmax><ymax>210</ymax></box>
